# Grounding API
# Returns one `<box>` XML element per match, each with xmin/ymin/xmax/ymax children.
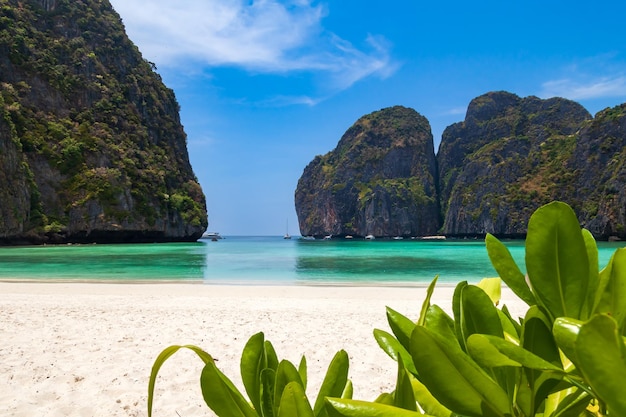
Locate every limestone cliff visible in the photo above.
<box><xmin>567</xmin><ymin>104</ymin><xmax>626</xmax><ymax>239</ymax></box>
<box><xmin>295</xmin><ymin>106</ymin><xmax>440</xmax><ymax>238</ymax></box>
<box><xmin>437</xmin><ymin>92</ymin><xmax>592</xmax><ymax>237</ymax></box>
<box><xmin>0</xmin><ymin>0</ymin><xmax>207</xmax><ymax>244</ymax></box>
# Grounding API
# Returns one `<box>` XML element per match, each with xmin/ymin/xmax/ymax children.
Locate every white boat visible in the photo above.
<box><xmin>365</xmin><ymin>234</ymin><xmax>375</xmax><ymax>240</ymax></box>
<box><xmin>202</xmin><ymin>232</ymin><xmax>223</xmax><ymax>241</ymax></box>
<box><xmin>283</xmin><ymin>219</ymin><xmax>291</xmax><ymax>239</ymax></box>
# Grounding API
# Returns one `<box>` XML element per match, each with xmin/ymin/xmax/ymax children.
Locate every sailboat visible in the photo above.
<box><xmin>283</xmin><ymin>219</ymin><xmax>291</xmax><ymax>239</ymax></box>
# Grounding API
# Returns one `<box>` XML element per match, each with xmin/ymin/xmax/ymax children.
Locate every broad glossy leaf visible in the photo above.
<box><xmin>313</xmin><ymin>350</ymin><xmax>349</xmax><ymax>417</ymax></box>
<box><xmin>147</xmin><ymin>344</ymin><xmax>213</xmax><ymax>417</ymax></box>
<box><xmin>275</xmin><ymin>360</ymin><xmax>304</xmax><ymax>412</ymax></box>
<box><xmin>547</xmin><ymin>388</ymin><xmax>592</xmax><ymax>417</ymax></box>
<box><xmin>418</xmin><ymin>276</ymin><xmax>439</xmax><ymax>326</ymax></box>
<box><xmin>261</xmin><ymin>368</ymin><xmax>276</xmax><ymax>417</ymax></box>
<box><xmin>373</xmin><ymin>328</ymin><xmax>417</xmax><ymax>374</ymax></box>
<box><xmin>485</xmin><ymin>233</ymin><xmax>535</xmax><ymax>306</ymax></box>
<box><xmin>522</xmin><ymin>307</ymin><xmax>561</xmax><ymax>366</ymax></box>
<box><xmin>525</xmin><ymin>201</ymin><xmax>589</xmax><ymax>321</ymax></box>
<box><xmin>552</xmin><ymin>317</ymin><xmax>583</xmax><ymax>365</ymax></box>
<box><xmin>325</xmin><ymin>398</ymin><xmax>428</xmax><ymax>417</ymax></box>
<box><xmin>423</xmin><ymin>305</ymin><xmax>457</xmax><ymax>348</ymax></box>
<box><xmin>386</xmin><ymin>306</ymin><xmax>416</xmax><ymax>350</ymax></box>
<box><xmin>575</xmin><ymin>314</ymin><xmax>626</xmax><ymax>415</ymax></box>
<box><xmin>521</xmin><ymin>308</ymin><xmax>564</xmax><ymax>414</ymax></box>
<box><xmin>265</xmin><ymin>340</ymin><xmax>279</xmax><ymax>371</ymax></box>
<box><xmin>466</xmin><ymin>335</ymin><xmax>521</xmax><ymax>368</ymax></box>
<box><xmin>498</xmin><ymin>306</ymin><xmax>521</xmax><ymax>339</ymax></box>
<box><xmin>240</xmin><ymin>332</ymin><xmax>266</xmax><ymax>413</ymax></box>
<box><xmin>410</xmin><ymin>375</ymin><xmax>453</xmax><ymax>417</ymax></box>
<box><xmin>374</xmin><ymin>393</ymin><xmax>395</xmax><ymax>405</ymax></box>
<box><xmin>201</xmin><ymin>359</ymin><xmax>258</xmax><ymax>417</ymax></box>
<box><xmin>467</xmin><ymin>334</ymin><xmax>564</xmax><ymax>373</ymax></box>
<box><xmin>277</xmin><ymin>381</ymin><xmax>314</xmax><ymax>417</ymax></box>
<box><xmin>299</xmin><ymin>356</ymin><xmax>308</xmax><ymax>390</ymax></box>
<box><xmin>476</xmin><ymin>277</ymin><xmax>502</xmax><ymax>306</ymax></box>
<box><xmin>341</xmin><ymin>380</ymin><xmax>353</xmax><ymax>399</ymax></box>
<box><xmin>394</xmin><ymin>356</ymin><xmax>417</xmax><ymax>411</ymax></box>
<box><xmin>595</xmin><ymin>248</ymin><xmax>626</xmax><ymax>330</ymax></box>
<box><xmin>582</xmin><ymin>229</ymin><xmax>599</xmax><ymax>319</ymax></box>
<box><xmin>452</xmin><ymin>281</ymin><xmax>468</xmax><ymax>348</ymax></box>
<box><xmin>459</xmin><ymin>285</ymin><xmax>504</xmax><ymax>346</ymax></box>
<box><xmin>410</xmin><ymin>326</ymin><xmax>511</xmax><ymax>417</ymax></box>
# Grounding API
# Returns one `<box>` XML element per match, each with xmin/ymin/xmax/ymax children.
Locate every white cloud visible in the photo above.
<box><xmin>109</xmin><ymin>0</ymin><xmax>396</xmax><ymax>90</ymax></box>
<box><xmin>540</xmin><ymin>75</ymin><xmax>626</xmax><ymax>100</ymax></box>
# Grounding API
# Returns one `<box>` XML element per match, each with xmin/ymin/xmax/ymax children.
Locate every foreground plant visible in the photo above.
<box><xmin>327</xmin><ymin>201</ymin><xmax>626</xmax><ymax>416</ymax></box>
<box><xmin>147</xmin><ymin>201</ymin><xmax>626</xmax><ymax>417</ymax></box>
<box><xmin>148</xmin><ymin>332</ymin><xmax>352</xmax><ymax>417</ymax></box>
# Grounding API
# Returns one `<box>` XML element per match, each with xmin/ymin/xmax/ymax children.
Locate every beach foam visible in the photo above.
<box><xmin>0</xmin><ymin>282</ymin><xmax>528</xmax><ymax>416</ymax></box>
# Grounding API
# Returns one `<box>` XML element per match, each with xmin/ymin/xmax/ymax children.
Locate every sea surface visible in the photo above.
<box><xmin>0</xmin><ymin>236</ymin><xmax>623</xmax><ymax>285</ymax></box>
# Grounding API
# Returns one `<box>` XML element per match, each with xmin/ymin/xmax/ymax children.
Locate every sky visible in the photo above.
<box><xmin>108</xmin><ymin>0</ymin><xmax>626</xmax><ymax>236</ymax></box>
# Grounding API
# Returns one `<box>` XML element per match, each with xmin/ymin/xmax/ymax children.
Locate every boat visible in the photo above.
<box><xmin>283</xmin><ymin>219</ymin><xmax>291</xmax><ymax>239</ymax></box>
<box><xmin>365</xmin><ymin>234</ymin><xmax>375</xmax><ymax>240</ymax></box>
<box><xmin>201</xmin><ymin>232</ymin><xmax>223</xmax><ymax>241</ymax></box>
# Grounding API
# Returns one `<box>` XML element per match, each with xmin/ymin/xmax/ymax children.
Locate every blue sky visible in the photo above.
<box><xmin>108</xmin><ymin>0</ymin><xmax>626</xmax><ymax>236</ymax></box>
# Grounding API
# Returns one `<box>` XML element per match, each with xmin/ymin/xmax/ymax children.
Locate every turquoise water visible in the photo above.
<box><xmin>0</xmin><ymin>236</ymin><xmax>623</xmax><ymax>285</ymax></box>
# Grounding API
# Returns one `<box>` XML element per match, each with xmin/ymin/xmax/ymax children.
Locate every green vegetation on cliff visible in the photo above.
<box><xmin>295</xmin><ymin>106</ymin><xmax>440</xmax><ymax>238</ymax></box>
<box><xmin>0</xmin><ymin>0</ymin><xmax>207</xmax><ymax>243</ymax></box>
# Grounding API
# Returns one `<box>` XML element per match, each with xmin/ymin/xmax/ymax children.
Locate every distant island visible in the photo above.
<box><xmin>295</xmin><ymin>92</ymin><xmax>626</xmax><ymax>241</ymax></box>
<box><xmin>0</xmin><ymin>0</ymin><xmax>207</xmax><ymax>244</ymax></box>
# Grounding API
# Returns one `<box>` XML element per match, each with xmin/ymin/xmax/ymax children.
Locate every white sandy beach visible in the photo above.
<box><xmin>0</xmin><ymin>282</ymin><xmax>528</xmax><ymax>417</ymax></box>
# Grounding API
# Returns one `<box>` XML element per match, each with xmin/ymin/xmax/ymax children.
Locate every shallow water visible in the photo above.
<box><xmin>0</xmin><ymin>236</ymin><xmax>622</xmax><ymax>285</ymax></box>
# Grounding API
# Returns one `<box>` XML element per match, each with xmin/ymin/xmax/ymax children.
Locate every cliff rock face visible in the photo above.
<box><xmin>568</xmin><ymin>104</ymin><xmax>626</xmax><ymax>239</ymax></box>
<box><xmin>0</xmin><ymin>0</ymin><xmax>207</xmax><ymax>244</ymax></box>
<box><xmin>437</xmin><ymin>91</ymin><xmax>591</xmax><ymax>237</ymax></box>
<box><xmin>295</xmin><ymin>106</ymin><xmax>439</xmax><ymax>238</ymax></box>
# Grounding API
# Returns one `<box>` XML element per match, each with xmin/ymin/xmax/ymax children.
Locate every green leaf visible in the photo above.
<box><xmin>386</xmin><ymin>306</ymin><xmax>416</xmax><ymax>350</ymax></box>
<box><xmin>595</xmin><ymin>248</ymin><xmax>626</xmax><ymax>331</ymax></box>
<box><xmin>552</xmin><ymin>317</ymin><xmax>583</xmax><ymax>365</ymax></box>
<box><xmin>147</xmin><ymin>344</ymin><xmax>213</xmax><ymax>417</ymax></box>
<box><xmin>485</xmin><ymin>233</ymin><xmax>535</xmax><ymax>306</ymax></box>
<box><xmin>525</xmin><ymin>201</ymin><xmax>589</xmax><ymax>321</ymax></box>
<box><xmin>575</xmin><ymin>314</ymin><xmax>626</xmax><ymax>415</ymax></box>
<box><xmin>265</xmin><ymin>340</ymin><xmax>279</xmax><ymax>371</ymax></box>
<box><xmin>373</xmin><ymin>328</ymin><xmax>417</xmax><ymax>374</ymax></box>
<box><xmin>313</xmin><ymin>350</ymin><xmax>349</xmax><ymax>417</ymax></box>
<box><xmin>341</xmin><ymin>380</ymin><xmax>353</xmax><ymax>399</ymax></box>
<box><xmin>394</xmin><ymin>356</ymin><xmax>417</xmax><ymax>411</ymax></box>
<box><xmin>299</xmin><ymin>356</ymin><xmax>308</xmax><ymax>391</ymax></box>
<box><xmin>522</xmin><ymin>307</ymin><xmax>561</xmax><ymax>366</ymax></box>
<box><xmin>423</xmin><ymin>305</ymin><xmax>458</xmax><ymax>349</ymax></box>
<box><xmin>277</xmin><ymin>382</ymin><xmax>314</xmax><ymax>417</ymax></box>
<box><xmin>275</xmin><ymin>360</ymin><xmax>305</xmax><ymax>410</ymax></box>
<box><xmin>582</xmin><ymin>229</ymin><xmax>599</xmax><ymax>319</ymax></box>
<box><xmin>240</xmin><ymin>332</ymin><xmax>267</xmax><ymax>413</ymax></box>
<box><xmin>200</xmin><ymin>359</ymin><xmax>258</xmax><ymax>417</ymax></box>
<box><xmin>418</xmin><ymin>276</ymin><xmax>439</xmax><ymax>326</ymax></box>
<box><xmin>476</xmin><ymin>277</ymin><xmax>502</xmax><ymax>306</ymax></box>
<box><xmin>458</xmin><ymin>285</ymin><xmax>504</xmax><ymax>347</ymax></box>
<box><xmin>521</xmin><ymin>308</ymin><xmax>564</xmax><ymax>414</ymax></box>
<box><xmin>325</xmin><ymin>398</ymin><xmax>428</xmax><ymax>417</ymax></box>
<box><xmin>261</xmin><ymin>368</ymin><xmax>277</xmax><ymax>417</ymax></box>
<box><xmin>410</xmin><ymin>326</ymin><xmax>511</xmax><ymax>417</ymax></box>
<box><xmin>374</xmin><ymin>393</ymin><xmax>395</xmax><ymax>405</ymax></box>
<box><xmin>465</xmin><ymin>335</ymin><xmax>522</xmax><ymax>368</ymax></box>
<box><xmin>467</xmin><ymin>334</ymin><xmax>564</xmax><ymax>373</ymax></box>
<box><xmin>410</xmin><ymin>375</ymin><xmax>453</xmax><ymax>417</ymax></box>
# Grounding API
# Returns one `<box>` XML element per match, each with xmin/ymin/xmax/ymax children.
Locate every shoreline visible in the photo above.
<box><xmin>0</xmin><ymin>282</ymin><xmax>528</xmax><ymax>416</ymax></box>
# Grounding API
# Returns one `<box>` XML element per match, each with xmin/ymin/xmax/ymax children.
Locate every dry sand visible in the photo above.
<box><xmin>0</xmin><ymin>282</ymin><xmax>528</xmax><ymax>416</ymax></box>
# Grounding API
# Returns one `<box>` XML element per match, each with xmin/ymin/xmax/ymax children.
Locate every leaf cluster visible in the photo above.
<box><xmin>148</xmin><ymin>201</ymin><xmax>626</xmax><ymax>416</ymax></box>
<box><xmin>148</xmin><ymin>332</ymin><xmax>352</xmax><ymax>417</ymax></box>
